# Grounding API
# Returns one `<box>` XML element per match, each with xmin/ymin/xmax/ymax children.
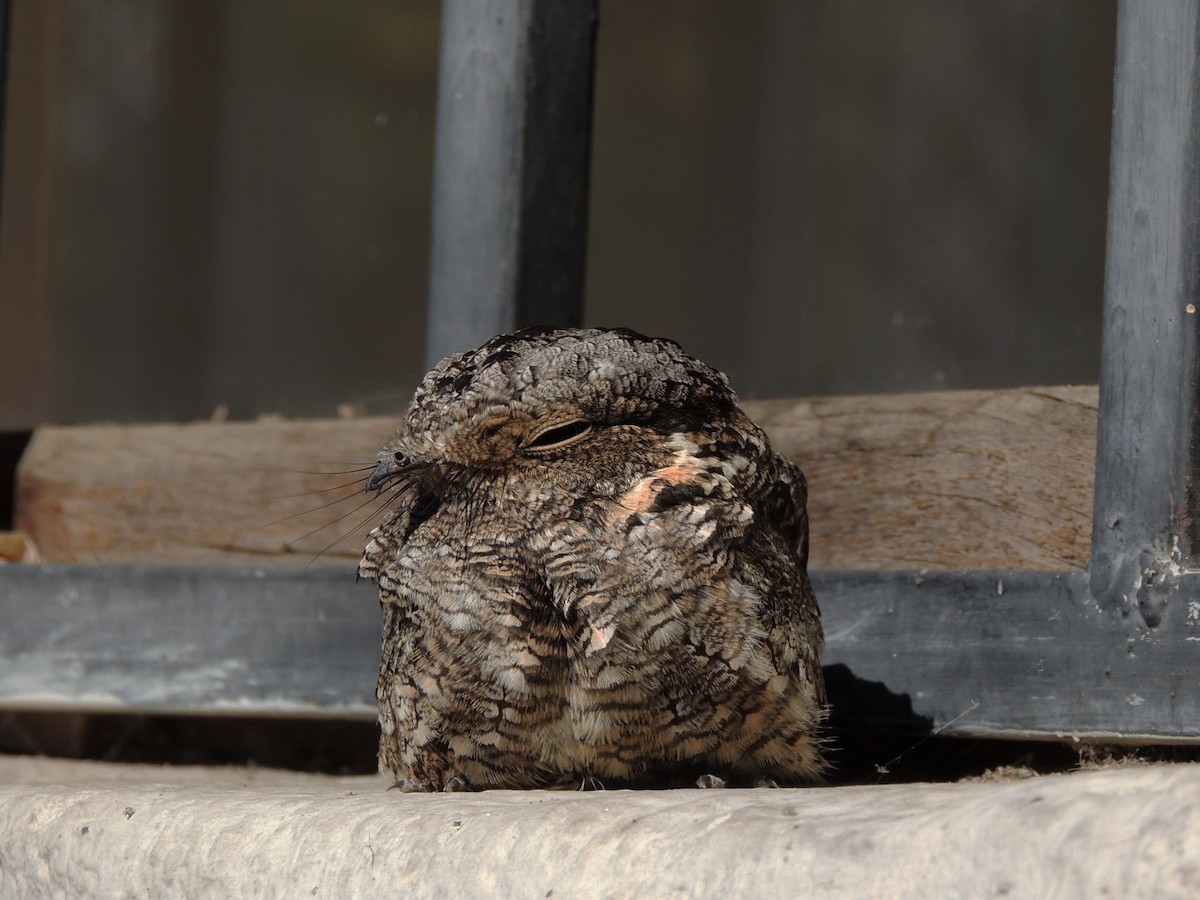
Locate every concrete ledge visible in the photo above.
<box><xmin>1</xmin><ymin>758</ymin><xmax>1197</xmax><ymax>896</ymax></box>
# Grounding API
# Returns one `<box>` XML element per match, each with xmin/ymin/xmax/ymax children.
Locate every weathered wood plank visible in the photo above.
<box><xmin>15</xmin><ymin>417</ymin><xmax>398</xmax><ymax>568</ymax></box>
<box><xmin>755</xmin><ymin>385</ymin><xmax>1097</xmax><ymax>570</ymax></box>
<box><xmin>13</xmin><ymin>386</ymin><xmax>1097</xmax><ymax>571</ymax></box>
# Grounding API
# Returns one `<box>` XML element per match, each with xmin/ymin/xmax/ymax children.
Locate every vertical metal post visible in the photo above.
<box><xmin>424</xmin><ymin>0</ymin><xmax>597</xmax><ymax>369</ymax></box>
<box><xmin>0</xmin><ymin>0</ymin><xmax>13</xmax><ymax>217</ymax></box>
<box><xmin>1091</xmin><ymin>0</ymin><xmax>1200</xmax><ymax>623</ymax></box>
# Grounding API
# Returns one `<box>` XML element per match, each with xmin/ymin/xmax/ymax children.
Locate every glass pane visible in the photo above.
<box><xmin>0</xmin><ymin>1</ymin><xmax>1116</xmax><ymax>426</ymax></box>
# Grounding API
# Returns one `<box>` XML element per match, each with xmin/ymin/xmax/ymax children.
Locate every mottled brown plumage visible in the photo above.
<box><xmin>359</xmin><ymin>327</ymin><xmax>825</xmax><ymax>790</ymax></box>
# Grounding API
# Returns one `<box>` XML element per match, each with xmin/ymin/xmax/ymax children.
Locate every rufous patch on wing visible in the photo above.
<box><xmin>609</xmin><ymin>448</ymin><xmax>703</xmax><ymax>525</ymax></box>
<box><xmin>586</xmin><ymin>622</ymin><xmax>615</xmax><ymax>655</ymax></box>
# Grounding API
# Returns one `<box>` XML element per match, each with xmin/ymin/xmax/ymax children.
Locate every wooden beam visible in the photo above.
<box><xmin>755</xmin><ymin>385</ymin><xmax>1096</xmax><ymax>571</ymax></box>
<box><xmin>15</xmin><ymin>417</ymin><xmax>400</xmax><ymax>568</ymax></box>
<box><xmin>13</xmin><ymin>385</ymin><xmax>1098</xmax><ymax>571</ymax></box>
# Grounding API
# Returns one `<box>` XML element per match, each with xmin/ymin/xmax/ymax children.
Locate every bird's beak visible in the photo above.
<box><xmin>366</xmin><ymin>459</ymin><xmax>397</xmax><ymax>493</ymax></box>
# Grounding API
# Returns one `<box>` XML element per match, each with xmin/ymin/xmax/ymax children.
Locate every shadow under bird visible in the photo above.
<box><xmin>359</xmin><ymin>327</ymin><xmax>825</xmax><ymax>791</ymax></box>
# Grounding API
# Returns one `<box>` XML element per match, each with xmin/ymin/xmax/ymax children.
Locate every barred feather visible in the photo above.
<box><xmin>360</xmin><ymin>327</ymin><xmax>825</xmax><ymax>790</ymax></box>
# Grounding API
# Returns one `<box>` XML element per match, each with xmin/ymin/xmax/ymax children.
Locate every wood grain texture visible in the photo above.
<box><xmin>15</xmin><ymin>417</ymin><xmax>396</xmax><ymax>568</ymax></box>
<box><xmin>754</xmin><ymin>385</ymin><xmax>1098</xmax><ymax>570</ymax></box>
<box><xmin>14</xmin><ymin>386</ymin><xmax>1098</xmax><ymax>570</ymax></box>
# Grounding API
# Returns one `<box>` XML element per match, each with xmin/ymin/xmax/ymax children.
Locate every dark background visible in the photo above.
<box><xmin>0</xmin><ymin>0</ymin><xmax>1117</xmax><ymax>427</ymax></box>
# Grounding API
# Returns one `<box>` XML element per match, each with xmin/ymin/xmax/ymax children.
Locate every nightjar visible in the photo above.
<box><xmin>359</xmin><ymin>327</ymin><xmax>825</xmax><ymax>790</ymax></box>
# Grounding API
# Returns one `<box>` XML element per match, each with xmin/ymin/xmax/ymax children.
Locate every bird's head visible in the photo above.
<box><xmin>365</xmin><ymin>327</ymin><xmax>739</xmax><ymax>497</ymax></box>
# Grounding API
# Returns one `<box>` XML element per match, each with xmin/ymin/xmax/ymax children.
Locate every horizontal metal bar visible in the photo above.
<box><xmin>1</xmin><ymin>565</ymin><xmax>1197</xmax><ymax>741</ymax></box>
<box><xmin>820</xmin><ymin>569</ymin><xmax>1200</xmax><ymax>742</ymax></box>
<box><xmin>0</xmin><ymin>565</ymin><xmax>379</xmax><ymax>718</ymax></box>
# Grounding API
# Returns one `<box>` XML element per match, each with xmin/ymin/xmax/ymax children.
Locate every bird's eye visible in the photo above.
<box><xmin>525</xmin><ymin>419</ymin><xmax>593</xmax><ymax>451</ymax></box>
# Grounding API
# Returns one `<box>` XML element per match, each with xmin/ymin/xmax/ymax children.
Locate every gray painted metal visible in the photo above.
<box><xmin>1091</xmin><ymin>0</ymin><xmax>1200</xmax><ymax>617</ymax></box>
<box><xmin>822</xmin><ymin>570</ymin><xmax>1200</xmax><ymax>742</ymax></box>
<box><xmin>423</xmin><ymin>0</ymin><xmax>596</xmax><ymax>368</ymax></box>
<box><xmin>0</xmin><ymin>565</ymin><xmax>379</xmax><ymax>718</ymax></box>
<box><xmin>3</xmin><ymin>565</ymin><xmax>1197</xmax><ymax>742</ymax></box>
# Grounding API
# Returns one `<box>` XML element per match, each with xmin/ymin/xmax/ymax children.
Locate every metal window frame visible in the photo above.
<box><xmin>1</xmin><ymin>0</ymin><xmax>1198</xmax><ymax>743</ymax></box>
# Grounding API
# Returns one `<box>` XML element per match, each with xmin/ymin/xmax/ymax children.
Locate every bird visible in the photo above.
<box><xmin>358</xmin><ymin>327</ymin><xmax>826</xmax><ymax>791</ymax></box>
